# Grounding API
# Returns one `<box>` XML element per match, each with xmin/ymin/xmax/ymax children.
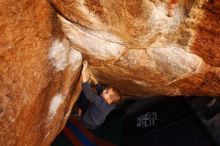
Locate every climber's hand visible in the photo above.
<box><xmin>90</xmin><ymin>73</ymin><xmax>98</xmax><ymax>84</ymax></box>
<box><xmin>82</xmin><ymin>61</ymin><xmax>89</xmax><ymax>83</ymax></box>
<box><xmin>82</xmin><ymin>60</ymin><xmax>88</xmax><ymax>69</ymax></box>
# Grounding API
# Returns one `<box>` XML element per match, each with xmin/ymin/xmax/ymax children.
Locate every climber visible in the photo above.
<box><xmin>75</xmin><ymin>60</ymin><xmax>121</xmax><ymax>129</ymax></box>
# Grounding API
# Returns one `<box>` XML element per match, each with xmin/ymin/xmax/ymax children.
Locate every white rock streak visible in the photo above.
<box><xmin>48</xmin><ymin>40</ymin><xmax>68</xmax><ymax>71</ymax></box>
<box><xmin>48</xmin><ymin>39</ymin><xmax>82</xmax><ymax>71</ymax></box>
<box><xmin>68</xmin><ymin>48</ymin><xmax>82</xmax><ymax>71</ymax></box>
<box><xmin>147</xmin><ymin>46</ymin><xmax>203</xmax><ymax>77</ymax></box>
<box><xmin>143</xmin><ymin>2</ymin><xmax>184</xmax><ymax>49</ymax></box>
<box><xmin>149</xmin><ymin>2</ymin><xmax>182</xmax><ymax>32</ymax></box>
<box><xmin>58</xmin><ymin>15</ymin><xmax>125</xmax><ymax>60</ymax></box>
<box><xmin>49</xmin><ymin>93</ymin><xmax>64</xmax><ymax>118</ymax></box>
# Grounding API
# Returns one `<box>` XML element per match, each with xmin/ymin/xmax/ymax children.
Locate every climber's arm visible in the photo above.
<box><xmin>90</xmin><ymin>73</ymin><xmax>103</xmax><ymax>95</ymax></box>
<box><xmin>81</xmin><ymin>61</ymin><xmax>102</xmax><ymax>105</ymax></box>
<box><xmin>82</xmin><ymin>82</ymin><xmax>102</xmax><ymax>105</ymax></box>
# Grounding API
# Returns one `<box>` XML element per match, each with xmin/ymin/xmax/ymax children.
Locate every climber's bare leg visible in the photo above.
<box><xmin>77</xmin><ymin>108</ymin><xmax>82</xmax><ymax>117</ymax></box>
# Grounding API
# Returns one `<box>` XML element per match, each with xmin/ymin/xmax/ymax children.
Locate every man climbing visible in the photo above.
<box><xmin>76</xmin><ymin>61</ymin><xmax>121</xmax><ymax>129</ymax></box>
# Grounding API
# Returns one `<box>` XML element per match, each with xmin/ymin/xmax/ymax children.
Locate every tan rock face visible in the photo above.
<box><xmin>1</xmin><ymin>0</ymin><xmax>220</xmax><ymax>146</ymax></box>
<box><xmin>49</xmin><ymin>0</ymin><xmax>220</xmax><ymax>96</ymax></box>
<box><xmin>0</xmin><ymin>0</ymin><xmax>82</xmax><ymax>146</ymax></box>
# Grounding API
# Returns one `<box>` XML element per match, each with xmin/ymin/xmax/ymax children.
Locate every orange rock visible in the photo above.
<box><xmin>51</xmin><ymin>0</ymin><xmax>220</xmax><ymax>96</ymax></box>
<box><xmin>1</xmin><ymin>0</ymin><xmax>220</xmax><ymax>146</ymax></box>
<box><xmin>0</xmin><ymin>0</ymin><xmax>82</xmax><ymax>145</ymax></box>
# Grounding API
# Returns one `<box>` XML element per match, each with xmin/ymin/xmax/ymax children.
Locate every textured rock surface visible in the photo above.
<box><xmin>49</xmin><ymin>0</ymin><xmax>220</xmax><ymax>96</ymax></box>
<box><xmin>0</xmin><ymin>0</ymin><xmax>82</xmax><ymax>146</ymax></box>
<box><xmin>1</xmin><ymin>0</ymin><xmax>220</xmax><ymax>146</ymax></box>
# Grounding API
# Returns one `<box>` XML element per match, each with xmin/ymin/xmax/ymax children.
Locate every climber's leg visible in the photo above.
<box><xmin>76</xmin><ymin>91</ymin><xmax>89</xmax><ymax>117</ymax></box>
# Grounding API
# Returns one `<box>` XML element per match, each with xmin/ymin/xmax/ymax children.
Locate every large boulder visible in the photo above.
<box><xmin>0</xmin><ymin>0</ymin><xmax>82</xmax><ymax>146</ymax></box>
<box><xmin>50</xmin><ymin>0</ymin><xmax>220</xmax><ymax>96</ymax></box>
<box><xmin>0</xmin><ymin>0</ymin><xmax>220</xmax><ymax>146</ymax></box>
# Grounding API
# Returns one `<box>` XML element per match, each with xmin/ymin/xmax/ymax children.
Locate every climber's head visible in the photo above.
<box><xmin>101</xmin><ymin>85</ymin><xmax>121</xmax><ymax>104</ymax></box>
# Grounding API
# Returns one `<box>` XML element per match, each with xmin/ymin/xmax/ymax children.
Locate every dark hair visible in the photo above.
<box><xmin>101</xmin><ymin>84</ymin><xmax>108</xmax><ymax>90</ymax></box>
<box><xmin>100</xmin><ymin>84</ymin><xmax>121</xmax><ymax>104</ymax></box>
<box><xmin>109</xmin><ymin>87</ymin><xmax>121</xmax><ymax>104</ymax></box>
